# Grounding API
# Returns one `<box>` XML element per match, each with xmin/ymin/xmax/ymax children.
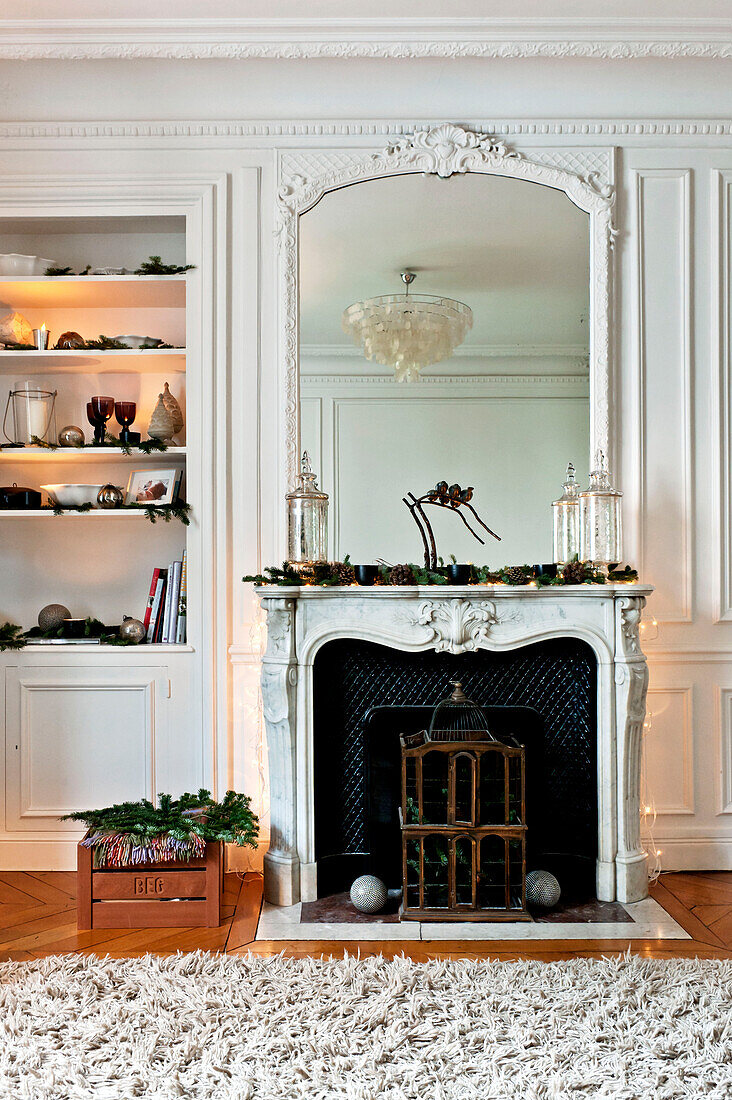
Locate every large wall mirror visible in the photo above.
<box><xmin>286</xmin><ymin>127</ymin><xmax>613</xmax><ymax>568</ymax></box>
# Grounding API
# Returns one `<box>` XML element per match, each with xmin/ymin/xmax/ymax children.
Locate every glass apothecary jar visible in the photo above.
<box><xmin>579</xmin><ymin>451</ymin><xmax>622</xmax><ymax>567</ymax></box>
<box><xmin>552</xmin><ymin>462</ymin><xmax>580</xmax><ymax>564</ymax></box>
<box><xmin>286</xmin><ymin>451</ymin><xmax>329</xmax><ymax>574</ymax></box>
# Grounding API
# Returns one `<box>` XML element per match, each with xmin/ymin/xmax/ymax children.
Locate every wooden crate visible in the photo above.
<box><xmin>77</xmin><ymin>836</ymin><xmax>222</xmax><ymax>929</ymax></box>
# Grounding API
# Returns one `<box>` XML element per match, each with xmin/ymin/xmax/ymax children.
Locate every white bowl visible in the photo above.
<box><xmin>41</xmin><ymin>484</ymin><xmax>103</xmax><ymax>508</ymax></box>
<box><xmin>113</xmin><ymin>334</ymin><xmax>164</xmax><ymax>349</ymax></box>
<box><xmin>0</xmin><ymin>254</ymin><xmax>56</xmax><ymax>276</ymax></box>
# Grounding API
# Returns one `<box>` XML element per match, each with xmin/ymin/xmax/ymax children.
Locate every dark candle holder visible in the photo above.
<box><xmin>114</xmin><ymin>401</ymin><xmax>137</xmax><ymax>445</ymax></box>
<box><xmin>88</xmin><ymin>396</ymin><xmax>115</xmax><ymax>445</ymax></box>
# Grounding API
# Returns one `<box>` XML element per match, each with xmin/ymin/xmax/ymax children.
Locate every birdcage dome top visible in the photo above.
<box><xmin>427</xmin><ymin>681</ymin><xmax>496</xmax><ymax>743</ymax></box>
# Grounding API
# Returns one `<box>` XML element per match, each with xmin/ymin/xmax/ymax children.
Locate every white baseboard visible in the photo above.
<box><xmin>0</xmin><ymin>839</ymin><xmax>81</xmax><ymax>870</ymax></box>
<box><xmin>655</xmin><ymin>837</ymin><xmax>732</xmax><ymax>871</ymax></box>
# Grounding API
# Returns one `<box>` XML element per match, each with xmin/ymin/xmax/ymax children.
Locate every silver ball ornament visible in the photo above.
<box><xmin>58</xmin><ymin>425</ymin><xmax>85</xmax><ymax>448</ymax></box>
<box><xmin>119</xmin><ymin>616</ymin><xmax>145</xmax><ymax>644</ymax></box>
<box><xmin>349</xmin><ymin>875</ymin><xmax>388</xmax><ymax>914</ymax></box>
<box><xmin>38</xmin><ymin>603</ymin><xmax>71</xmax><ymax>630</ymax></box>
<box><xmin>97</xmin><ymin>484</ymin><xmax>124</xmax><ymax>509</ymax></box>
<box><xmin>526</xmin><ymin>869</ymin><xmax>562</xmax><ymax>909</ymax></box>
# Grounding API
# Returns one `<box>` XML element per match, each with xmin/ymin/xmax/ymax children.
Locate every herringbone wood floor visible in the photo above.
<box><xmin>0</xmin><ymin>871</ymin><xmax>730</xmax><ymax>963</ymax></box>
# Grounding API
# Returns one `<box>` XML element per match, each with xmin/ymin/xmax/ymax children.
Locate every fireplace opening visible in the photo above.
<box><xmin>313</xmin><ymin>638</ymin><xmax>598</xmax><ymax>902</ymax></box>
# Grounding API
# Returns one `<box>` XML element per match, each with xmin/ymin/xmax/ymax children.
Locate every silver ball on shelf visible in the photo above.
<box><xmin>58</xmin><ymin>425</ymin><xmax>85</xmax><ymax>448</ymax></box>
<box><xmin>97</xmin><ymin>484</ymin><xmax>124</xmax><ymax>509</ymax></box>
<box><xmin>526</xmin><ymin>869</ymin><xmax>562</xmax><ymax>909</ymax></box>
<box><xmin>119</xmin><ymin>616</ymin><xmax>145</xmax><ymax>644</ymax></box>
<box><xmin>38</xmin><ymin>603</ymin><xmax>71</xmax><ymax>631</ymax></box>
<box><xmin>349</xmin><ymin>875</ymin><xmax>387</xmax><ymax>914</ymax></box>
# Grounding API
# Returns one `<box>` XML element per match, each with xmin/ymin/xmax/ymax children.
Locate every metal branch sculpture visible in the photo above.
<box><xmin>403</xmin><ymin>481</ymin><xmax>501</xmax><ymax>570</ymax></box>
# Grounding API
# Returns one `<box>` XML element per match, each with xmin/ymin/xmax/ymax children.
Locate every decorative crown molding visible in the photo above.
<box><xmin>0</xmin><ymin>18</ymin><xmax>731</xmax><ymax>61</ymax></box>
<box><xmin>1</xmin><ymin>119</ymin><xmax>732</xmax><ymax>143</ymax></box>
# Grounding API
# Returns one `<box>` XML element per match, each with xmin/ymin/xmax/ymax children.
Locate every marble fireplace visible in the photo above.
<box><xmin>256</xmin><ymin>585</ymin><xmax>652</xmax><ymax>909</ymax></box>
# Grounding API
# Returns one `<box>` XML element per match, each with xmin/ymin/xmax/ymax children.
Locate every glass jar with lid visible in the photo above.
<box><xmin>579</xmin><ymin>450</ymin><xmax>623</xmax><ymax>568</ymax></box>
<box><xmin>552</xmin><ymin>462</ymin><xmax>580</xmax><ymax>565</ymax></box>
<box><xmin>286</xmin><ymin>451</ymin><xmax>329</xmax><ymax>575</ymax></box>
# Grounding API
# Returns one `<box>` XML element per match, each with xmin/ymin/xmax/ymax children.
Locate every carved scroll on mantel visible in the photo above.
<box><xmin>255</xmin><ymin>585</ymin><xmax>652</xmax><ymax>907</ymax></box>
<box><xmin>414</xmin><ymin>598</ymin><xmax>499</xmax><ymax>654</ymax></box>
<box><xmin>259</xmin><ymin>598</ymin><xmax>299</xmax><ymax>906</ymax></box>
<box><xmin>277</xmin><ymin>122</ymin><xmax>615</xmax><ymax>490</ymax></box>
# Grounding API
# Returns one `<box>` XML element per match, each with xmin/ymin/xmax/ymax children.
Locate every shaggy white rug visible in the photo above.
<box><xmin>1</xmin><ymin>953</ymin><xmax>730</xmax><ymax>1099</ymax></box>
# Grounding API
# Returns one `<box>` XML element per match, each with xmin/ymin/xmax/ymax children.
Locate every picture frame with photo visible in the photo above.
<box><xmin>125</xmin><ymin>468</ymin><xmax>180</xmax><ymax>506</ymax></box>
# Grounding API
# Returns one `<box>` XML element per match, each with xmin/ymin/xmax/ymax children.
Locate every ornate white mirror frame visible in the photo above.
<box><xmin>277</xmin><ymin>123</ymin><xmax>615</xmax><ymax>491</ymax></box>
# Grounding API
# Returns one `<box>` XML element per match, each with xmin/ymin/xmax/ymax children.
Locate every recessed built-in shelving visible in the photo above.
<box><xmin>0</xmin><ymin>275</ymin><xmax>186</xmax><ymax>308</ymax></box>
<box><xmin>0</xmin><ymin>447</ymin><xmax>186</xmax><ymax>462</ymax></box>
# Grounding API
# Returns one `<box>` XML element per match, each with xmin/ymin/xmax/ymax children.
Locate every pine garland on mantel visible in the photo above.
<box><xmin>243</xmin><ymin>558</ymin><xmax>639</xmax><ymax>588</ymax></box>
<box><xmin>63</xmin><ymin>789</ymin><xmax>259</xmax><ymax>868</ymax></box>
<box><xmin>0</xmin><ymin>622</ymin><xmax>24</xmax><ymax>651</ymax></box>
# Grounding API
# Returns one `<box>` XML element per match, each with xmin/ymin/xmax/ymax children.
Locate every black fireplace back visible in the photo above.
<box><xmin>313</xmin><ymin>638</ymin><xmax>597</xmax><ymax>897</ymax></box>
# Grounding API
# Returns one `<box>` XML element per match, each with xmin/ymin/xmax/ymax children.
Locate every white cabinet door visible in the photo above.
<box><xmin>4</xmin><ymin>665</ymin><xmax>167</xmax><ymax>833</ymax></box>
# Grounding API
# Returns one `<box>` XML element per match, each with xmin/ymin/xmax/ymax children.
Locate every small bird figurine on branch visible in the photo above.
<box><xmin>402</xmin><ymin>481</ymin><xmax>500</xmax><ymax>570</ymax></box>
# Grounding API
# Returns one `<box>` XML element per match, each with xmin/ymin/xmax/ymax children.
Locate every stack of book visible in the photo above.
<box><xmin>143</xmin><ymin>550</ymin><xmax>187</xmax><ymax>644</ymax></box>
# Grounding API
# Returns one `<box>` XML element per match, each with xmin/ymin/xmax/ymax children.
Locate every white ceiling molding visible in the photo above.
<box><xmin>2</xmin><ymin>120</ymin><xmax>732</xmax><ymax>142</ymax></box>
<box><xmin>0</xmin><ymin>18</ymin><xmax>731</xmax><ymax>61</ymax></box>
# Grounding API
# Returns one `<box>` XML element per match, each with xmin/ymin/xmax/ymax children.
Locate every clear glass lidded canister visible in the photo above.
<box><xmin>579</xmin><ymin>450</ymin><xmax>623</xmax><ymax>568</ymax></box>
<box><xmin>552</xmin><ymin>461</ymin><xmax>580</xmax><ymax>565</ymax></box>
<box><xmin>286</xmin><ymin>451</ymin><xmax>329</xmax><ymax>572</ymax></box>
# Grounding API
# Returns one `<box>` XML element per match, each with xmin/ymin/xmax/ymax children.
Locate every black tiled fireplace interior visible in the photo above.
<box><xmin>313</xmin><ymin>638</ymin><xmax>598</xmax><ymax>897</ymax></box>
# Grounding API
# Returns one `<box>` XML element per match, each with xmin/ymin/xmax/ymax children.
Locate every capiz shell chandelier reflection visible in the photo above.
<box><xmin>342</xmin><ymin>271</ymin><xmax>473</xmax><ymax>382</ymax></box>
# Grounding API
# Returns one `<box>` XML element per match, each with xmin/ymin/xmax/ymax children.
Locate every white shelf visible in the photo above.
<box><xmin>0</xmin><ymin>446</ymin><xmax>186</xmax><ymax>462</ymax></box>
<box><xmin>0</xmin><ymin>348</ymin><xmax>186</xmax><ymax>374</ymax></box>
<box><xmin>0</xmin><ymin>509</ymin><xmax>165</xmax><ymax>518</ymax></box>
<box><xmin>16</xmin><ymin>643</ymin><xmax>194</xmax><ymax>654</ymax></box>
<box><xmin>0</xmin><ymin>275</ymin><xmax>187</xmax><ymax>308</ymax></box>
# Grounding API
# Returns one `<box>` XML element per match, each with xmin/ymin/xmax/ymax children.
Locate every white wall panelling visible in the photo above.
<box><xmin>715</xmin><ymin>170</ymin><xmax>732</xmax><ymax>621</ymax></box>
<box><xmin>631</xmin><ymin>168</ymin><xmax>693</xmax><ymax>625</ymax></box>
<box><xmin>717</xmin><ymin>688</ymin><xmax>732</xmax><ymax>816</ymax></box>
<box><xmin>643</xmin><ymin>685</ymin><xmax>694</xmax><ymax>816</ymax></box>
<box><xmin>1</xmin><ymin>116</ymin><xmax>732</xmax><ymax>871</ymax></box>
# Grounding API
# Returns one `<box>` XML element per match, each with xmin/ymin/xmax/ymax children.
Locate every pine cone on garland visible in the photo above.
<box><xmin>562</xmin><ymin>559</ymin><xmax>587</xmax><ymax>585</ymax></box>
<box><xmin>333</xmin><ymin>560</ymin><xmax>356</xmax><ymax>586</ymax></box>
<box><xmin>504</xmin><ymin>566</ymin><xmax>531</xmax><ymax>585</ymax></box>
<box><xmin>389</xmin><ymin>563</ymin><xmax>417</xmax><ymax>586</ymax></box>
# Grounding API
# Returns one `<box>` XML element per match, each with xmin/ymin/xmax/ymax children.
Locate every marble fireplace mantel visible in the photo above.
<box><xmin>255</xmin><ymin>584</ymin><xmax>653</xmax><ymax>909</ymax></box>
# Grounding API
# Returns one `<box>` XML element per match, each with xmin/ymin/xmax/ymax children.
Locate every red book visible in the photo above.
<box><xmin>143</xmin><ymin>568</ymin><xmax>160</xmax><ymax>634</ymax></box>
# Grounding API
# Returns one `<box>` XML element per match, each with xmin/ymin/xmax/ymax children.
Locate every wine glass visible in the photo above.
<box><xmin>114</xmin><ymin>401</ymin><xmax>137</xmax><ymax>445</ymax></box>
<box><xmin>88</xmin><ymin>396</ymin><xmax>114</xmax><ymax>445</ymax></box>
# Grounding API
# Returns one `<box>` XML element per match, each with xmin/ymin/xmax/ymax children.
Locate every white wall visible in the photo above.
<box><xmin>1</xmin><ymin>43</ymin><xmax>732</xmax><ymax>870</ymax></box>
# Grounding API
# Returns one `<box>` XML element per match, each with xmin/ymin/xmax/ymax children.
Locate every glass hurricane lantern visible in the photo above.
<box><xmin>286</xmin><ymin>451</ymin><xmax>329</xmax><ymax>579</ymax></box>
<box><xmin>552</xmin><ymin>462</ymin><xmax>581</xmax><ymax>565</ymax></box>
<box><xmin>579</xmin><ymin>450</ymin><xmax>623</xmax><ymax>570</ymax></box>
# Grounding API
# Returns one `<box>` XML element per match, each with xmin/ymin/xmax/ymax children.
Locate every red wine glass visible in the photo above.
<box><xmin>89</xmin><ymin>396</ymin><xmax>114</xmax><ymax>445</ymax></box>
<box><xmin>114</xmin><ymin>401</ymin><xmax>137</xmax><ymax>445</ymax></box>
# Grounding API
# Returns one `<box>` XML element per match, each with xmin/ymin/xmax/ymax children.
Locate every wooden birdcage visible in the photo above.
<box><xmin>399</xmin><ymin>682</ymin><xmax>529</xmax><ymax>922</ymax></box>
